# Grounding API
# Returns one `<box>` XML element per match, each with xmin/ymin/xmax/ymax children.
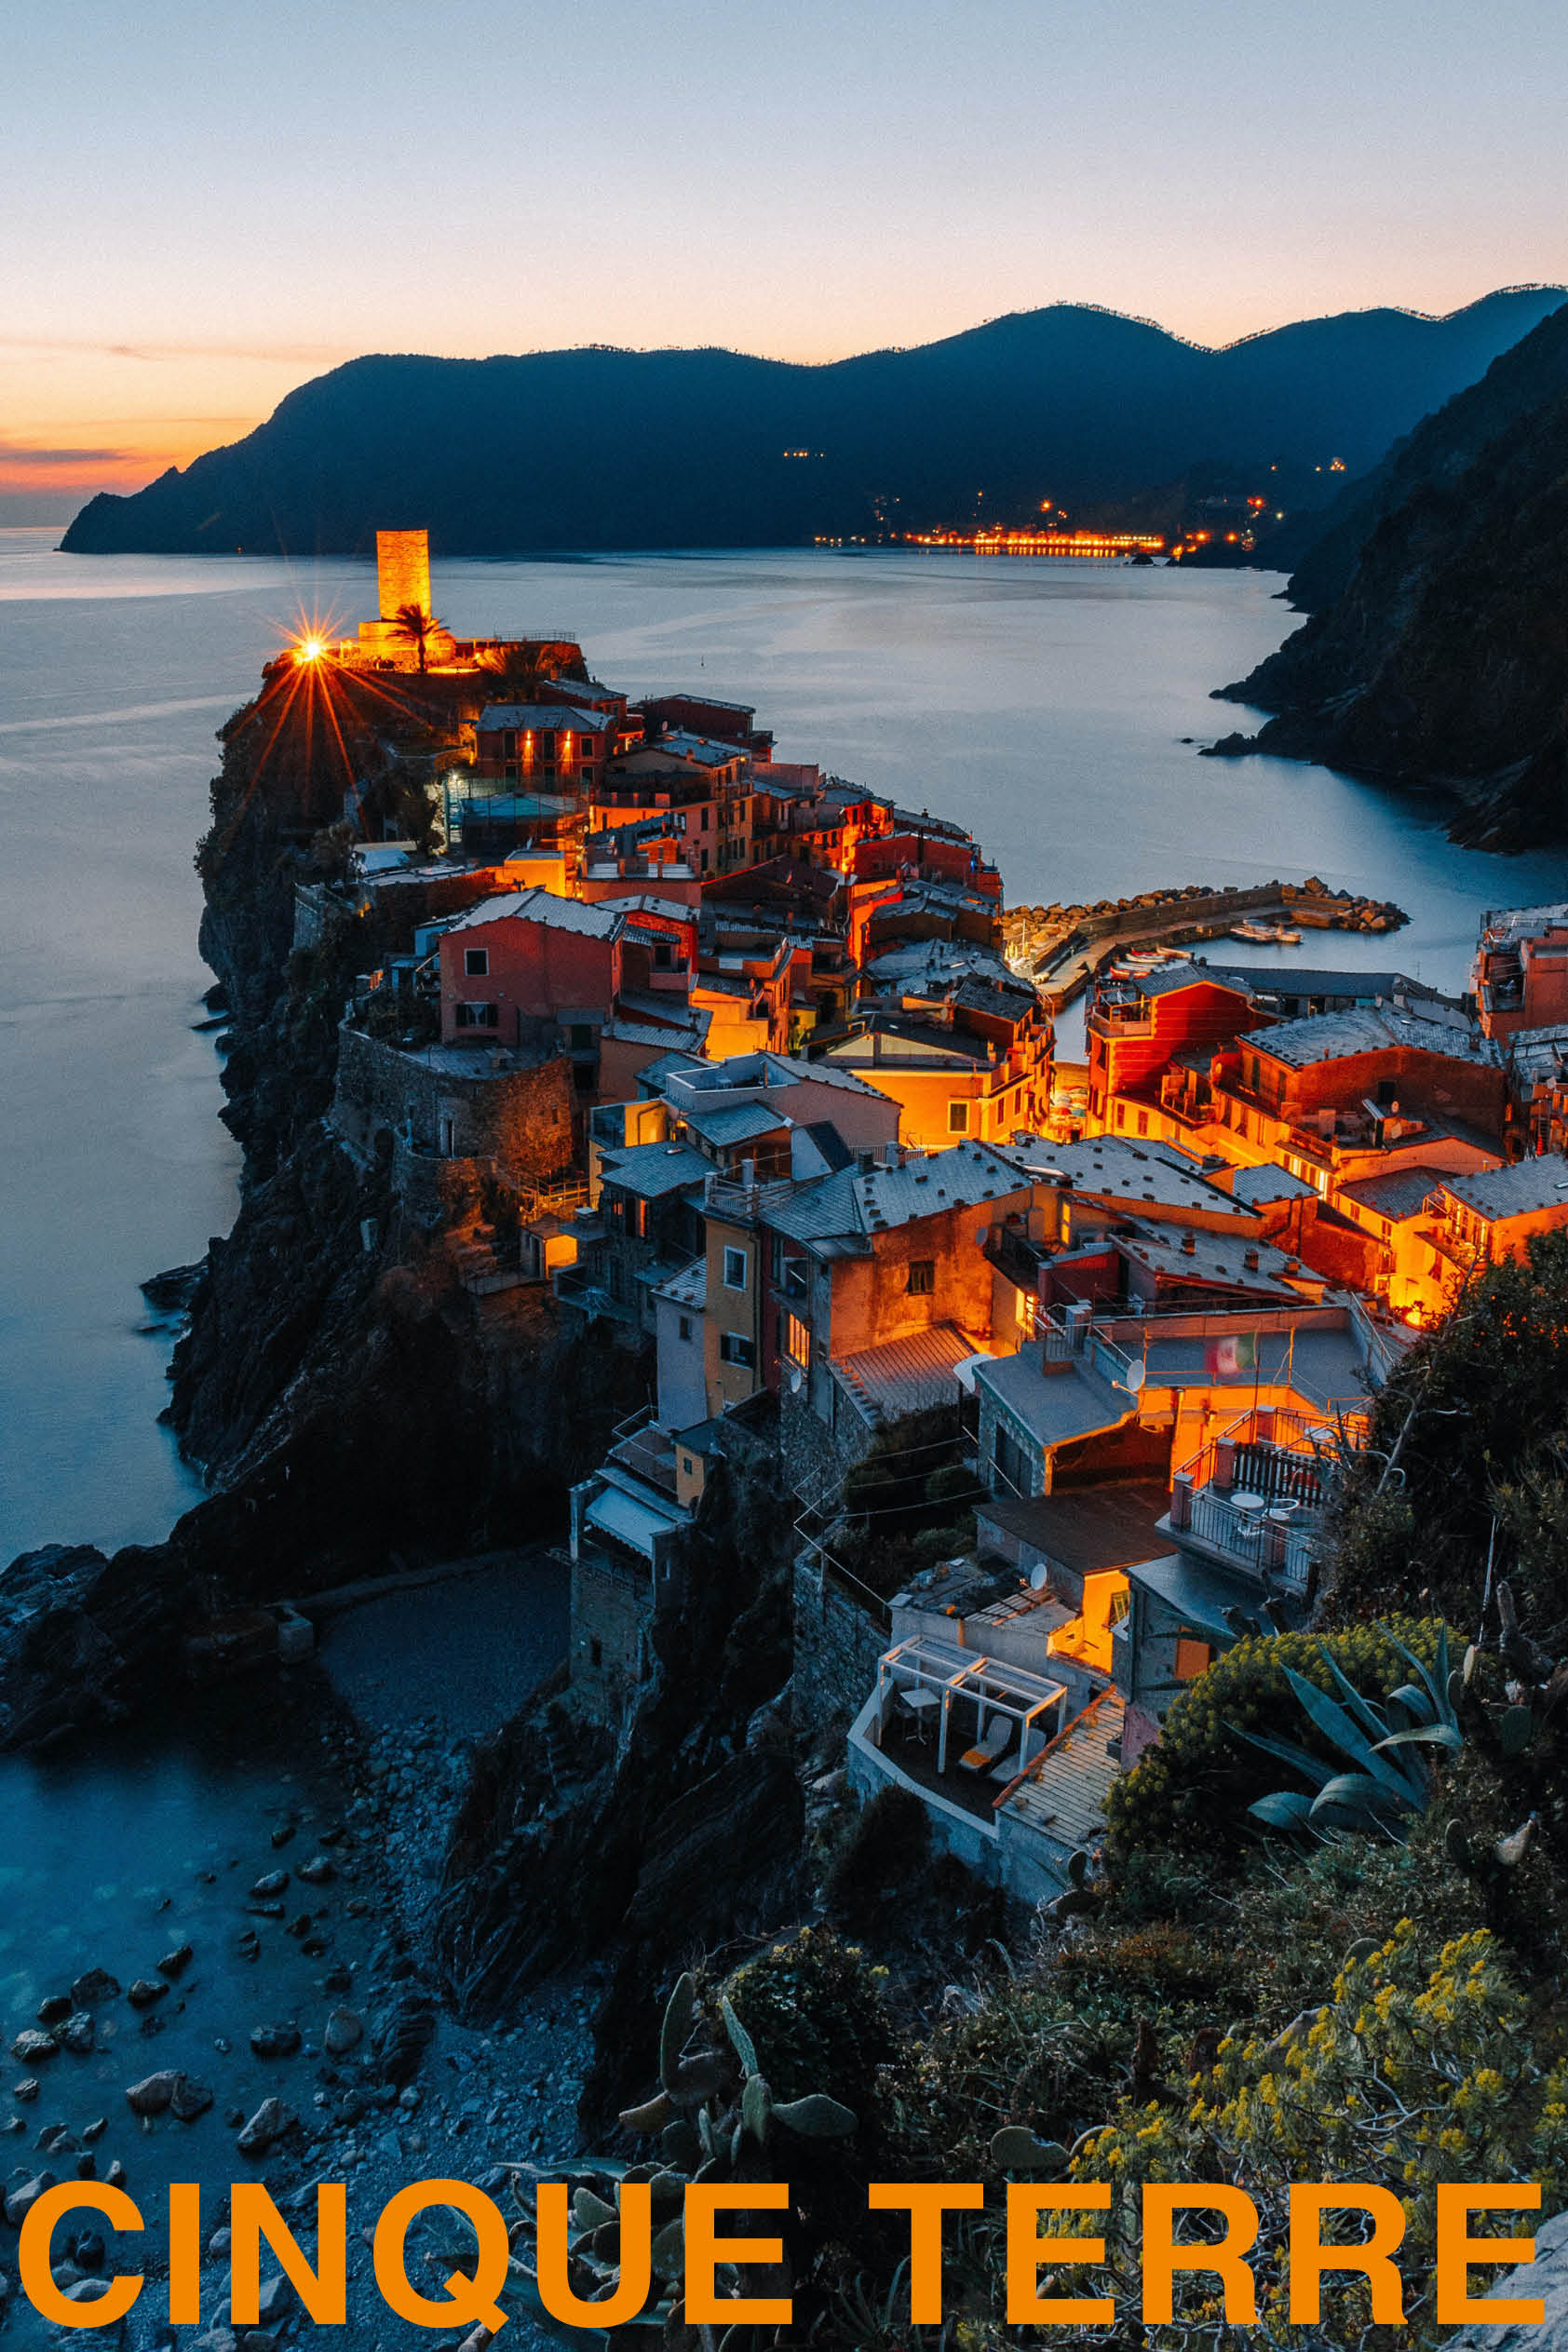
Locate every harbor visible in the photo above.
<box><xmin>1003</xmin><ymin>875</ymin><xmax>1409</xmax><ymax>1009</ymax></box>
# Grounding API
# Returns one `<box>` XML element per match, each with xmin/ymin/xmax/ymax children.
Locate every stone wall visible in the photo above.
<box><xmin>792</xmin><ymin>1551</ymin><xmax>886</xmax><ymax>1744</ymax></box>
<box><xmin>569</xmin><ymin>1549</ymin><xmax>653</xmax><ymax>1725</ymax></box>
<box><xmin>332</xmin><ymin>1025</ymin><xmax>576</xmax><ymax>1192</ymax></box>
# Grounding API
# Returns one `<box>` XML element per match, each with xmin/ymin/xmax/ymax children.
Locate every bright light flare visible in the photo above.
<box><xmin>295</xmin><ymin>634</ymin><xmax>328</xmax><ymax>664</ymax></box>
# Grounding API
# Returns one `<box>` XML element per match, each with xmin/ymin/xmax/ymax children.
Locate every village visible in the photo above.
<box><xmin>295</xmin><ymin>531</ymin><xmax>1568</xmax><ymax>1914</ymax></box>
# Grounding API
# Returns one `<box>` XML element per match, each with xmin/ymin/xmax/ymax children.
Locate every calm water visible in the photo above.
<box><xmin>3</xmin><ymin>526</ymin><xmax>1564</xmax><ymax>1559</ymax></box>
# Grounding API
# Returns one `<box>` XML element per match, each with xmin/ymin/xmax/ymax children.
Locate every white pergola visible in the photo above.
<box><xmin>874</xmin><ymin>1636</ymin><xmax>1067</xmax><ymax>1778</ymax></box>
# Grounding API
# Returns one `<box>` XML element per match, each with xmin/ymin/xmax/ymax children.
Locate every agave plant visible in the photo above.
<box><xmin>1236</xmin><ymin>1623</ymin><xmax>1460</xmax><ymax>1840</ymax></box>
<box><xmin>478</xmin><ymin>1969</ymin><xmax>857</xmax><ymax>2345</ymax></box>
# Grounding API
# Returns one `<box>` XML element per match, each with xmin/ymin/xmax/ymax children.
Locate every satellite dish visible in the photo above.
<box><xmin>1029</xmin><ymin>1563</ymin><xmax>1050</xmax><ymax>1591</ymax></box>
<box><xmin>1121</xmin><ymin>1360</ymin><xmax>1146</xmax><ymax>1393</ymax></box>
<box><xmin>789</xmin><ymin>1367</ymin><xmax>804</xmax><ymax>1395</ymax></box>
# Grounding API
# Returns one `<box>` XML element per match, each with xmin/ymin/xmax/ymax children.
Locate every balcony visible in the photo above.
<box><xmin>1168</xmin><ymin>1412</ymin><xmax>1358</xmax><ymax>1596</ymax></box>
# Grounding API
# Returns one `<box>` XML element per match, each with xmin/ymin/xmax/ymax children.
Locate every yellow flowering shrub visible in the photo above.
<box><xmin>1039</xmin><ymin>1923</ymin><xmax>1568</xmax><ymax>2348</ymax></box>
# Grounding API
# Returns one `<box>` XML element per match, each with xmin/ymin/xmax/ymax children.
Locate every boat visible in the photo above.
<box><xmin>1275</xmin><ymin>927</ymin><xmax>1303</xmax><ymax>945</ymax></box>
<box><xmin>1230</xmin><ymin>920</ymin><xmax>1276</xmax><ymax>943</ymax></box>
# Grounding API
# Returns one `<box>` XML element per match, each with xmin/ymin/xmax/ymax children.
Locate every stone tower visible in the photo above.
<box><xmin>376</xmin><ymin>529</ymin><xmax>431</xmax><ymax>619</ymax></box>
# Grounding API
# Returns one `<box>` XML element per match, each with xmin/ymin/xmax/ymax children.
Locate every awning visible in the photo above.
<box><xmin>585</xmin><ymin>1485</ymin><xmax>682</xmax><ymax>1561</ymax></box>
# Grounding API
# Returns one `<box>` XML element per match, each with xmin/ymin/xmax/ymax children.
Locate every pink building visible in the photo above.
<box><xmin>439</xmin><ymin>889</ymin><xmax>623</xmax><ymax>1048</ymax></box>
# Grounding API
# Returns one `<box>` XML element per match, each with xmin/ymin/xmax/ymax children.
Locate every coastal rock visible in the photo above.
<box><xmin>1443</xmin><ymin>2205</ymin><xmax>1568</xmax><ymax>2350</ymax></box>
<box><xmin>58</xmin><ymin>2013</ymin><xmax>95</xmax><ymax>2056</ymax></box>
<box><xmin>296</xmin><ymin>1855</ymin><xmax>335</xmax><ymax>1884</ymax></box>
<box><xmin>236</xmin><ymin>2097</ymin><xmax>291</xmax><ymax>2156</ymax></box>
<box><xmin>35</xmin><ymin>1995</ymin><xmax>73</xmax><ymax>2027</ymax></box>
<box><xmin>11</xmin><ymin>2030</ymin><xmax>57</xmax><ymax>2064</ymax></box>
<box><xmin>156</xmin><ymin>1944</ymin><xmax>194</xmax><ymax>1979</ymax></box>
<box><xmin>248</xmin><ymin>2023</ymin><xmax>301</xmax><ymax>2060</ymax></box>
<box><xmin>126</xmin><ymin>1979</ymin><xmax>167</xmax><ymax>2009</ymax></box>
<box><xmin>126</xmin><ymin>2070</ymin><xmax>181</xmax><ymax>2116</ymax></box>
<box><xmin>71</xmin><ymin>1970</ymin><xmax>120</xmax><ymax>2007</ymax></box>
<box><xmin>322</xmin><ymin>2007</ymin><xmax>362</xmax><ymax>2056</ymax></box>
<box><xmin>5</xmin><ymin>2173</ymin><xmax>53</xmax><ymax>2226</ymax></box>
<box><xmin>250</xmin><ymin>1871</ymin><xmax>290</xmax><ymax>1899</ymax></box>
<box><xmin>171</xmin><ymin>2074</ymin><xmax>215</xmax><ymax>2122</ymax></box>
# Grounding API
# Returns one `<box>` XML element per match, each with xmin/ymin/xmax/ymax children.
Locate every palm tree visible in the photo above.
<box><xmin>391</xmin><ymin>602</ymin><xmax>444</xmax><ymax>673</ymax></box>
<box><xmin>484</xmin><ymin>641</ymin><xmax>557</xmax><ymax>701</ymax></box>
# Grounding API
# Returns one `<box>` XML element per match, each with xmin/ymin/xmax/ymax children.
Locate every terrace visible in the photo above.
<box><xmin>1166</xmin><ymin>1404</ymin><xmax>1365</xmax><ymax>1595</ymax></box>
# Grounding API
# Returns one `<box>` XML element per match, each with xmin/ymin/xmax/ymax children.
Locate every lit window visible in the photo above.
<box><xmin>723</xmin><ymin>1246</ymin><xmax>747</xmax><ymax>1291</ymax></box>
<box><xmin>906</xmin><ymin>1260</ymin><xmax>936</xmax><ymax>1295</ymax></box>
<box><xmin>785</xmin><ymin>1312</ymin><xmax>811</xmax><ymax>1367</ymax></box>
<box><xmin>948</xmin><ymin>1101</ymin><xmax>969</xmax><ymax>1134</ymax></box>
<box><xmin>1135</xmin><ymin>1109</ymin><xmax>1149</xmax><ymax>1137</ymax></box>
<box><xmin>464</xmin><ymin>947</ymin><xmax>489</xmax><ymax>978</ymax></box>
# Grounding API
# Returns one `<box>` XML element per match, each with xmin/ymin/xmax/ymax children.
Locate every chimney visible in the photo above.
<box><xmin>1243</xmin><ymin>1247</ymin><xmax>1260</xmax><ymax>1271</ymax></box>
<box><xmin>1181</xmin><ymin>1231</ymin><xmax>1196</xmax><ymax>1254</ymax></box>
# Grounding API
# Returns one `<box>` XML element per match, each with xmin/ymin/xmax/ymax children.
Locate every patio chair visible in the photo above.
<box><xmin>958</xmin><ymin>1715</ymin><xmax>1015</xmax><ymax>1775</ymax></box>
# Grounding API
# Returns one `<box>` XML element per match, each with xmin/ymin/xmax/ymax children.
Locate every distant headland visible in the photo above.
<box><xmin>59</xmin><ymin>288</ymin><xmax>1565</xmax><ymax>561</ymax></box>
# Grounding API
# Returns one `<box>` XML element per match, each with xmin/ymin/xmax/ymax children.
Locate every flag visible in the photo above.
<box><xmin>1207</xmin><ymin>1331</ymin><xmax>1258</xmax><ymax>1378</ymax></box>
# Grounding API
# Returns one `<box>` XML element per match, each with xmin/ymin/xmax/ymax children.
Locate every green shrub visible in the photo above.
<box><xmin>1104</xmin><ymin>1618</ymin><xmax>1448</xmax><ymax>1855</ymax></box>
<box><xmin>723</xmin><ymin>1926</ymin><xmax>896</xmax><ymax>2115</ymax></box>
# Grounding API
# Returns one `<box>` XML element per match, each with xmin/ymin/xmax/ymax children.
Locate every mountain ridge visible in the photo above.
<box><xmin>61</xmin><ymin>288</ymin><xmax>1566</xmax><ymax>558</ymax></box>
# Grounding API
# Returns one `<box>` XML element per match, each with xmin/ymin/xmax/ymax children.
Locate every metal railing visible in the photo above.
<box><xmin>1183</xmin><ymin>1482</ymin><xmax>1317</xmax><ymax>1594</ymax></box>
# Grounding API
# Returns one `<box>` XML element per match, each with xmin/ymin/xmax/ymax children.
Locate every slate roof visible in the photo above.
<box><xmin>1338</xmin><ymin>1169</ymin><xmax>1448</xmax><ymax>1222</ymax></box>
<box><xmin>1439</xmin><ymin>1156</ymin><xmax>1568</xmax><ymax>1220</ymax></box>
<box><xmin>597</xmin><ymin>1142</ymin><xmax>711</xmax><ymax>1200</ymax></box>
<box><xmin>1229</xmin><ymin>1162</ymin><xmax>1318</xmax><ymax>1205</ymax></box>
<box><xmin>833</xmin><ymin>1324</ymin><xmax>982</xmax><ymax>1422</ymax></box>
<box><xmin>767</xmin><ymin>1142</ymin><xmax>1026</xmax><ymax>1247</ymax></box>
<box><xmin>445</xmin><ymin>888</ymin><xmax>621</xmax><ymax>939</ymax></box>
<box><xmin>1242</xmin><ymin>1007</ymin><xmax>1494</xmax><ymax>1070</ymax></box>
<box><xmin>680</xmin><ymin>1102</ymin><xmax>790</xmax><ymax>1148</ymax></box>
<box><xmin>477</xmin><ymin>703</ymin><xmax>609</xmax><ymax>732</ymax></box>
<box><xmin>996</xmin><ymin>1135</ymin><xmax>1258</xmax><ymax>1221</ymax></box>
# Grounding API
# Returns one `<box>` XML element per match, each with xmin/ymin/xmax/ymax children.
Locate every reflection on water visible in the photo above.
<box><xmin>1</xmin><ymin>529</ymin><xmax>1563</xmax><ymax>1556</ymax></box>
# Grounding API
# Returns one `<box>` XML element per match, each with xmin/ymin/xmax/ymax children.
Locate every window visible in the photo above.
<box><xmin>1135</xmin><ymin>1109</ymin><xmax>1149</xmax><ymax>1137</ymax></box>
<box><xmin>720</xmin><ymin>1332</ymin><xmax>755</xmax><ymax>1369</ymax></box>
<box><xmin>678</xmin><ymin>1314</ymin><xmax>693</xmax><ymax>1342</ymax></box>
<box><xmin>589</xmin><ymin>1639</ymin><xmax>602</xmax><ymax>1668</ymax></box>
<box><xmin>455</xmin><ymin>1001</ymin><xmax>498</xmax><ymax>1029</ymax></box>
<box><xmin>464</xmin><ymin>947</ymin><xmax>489</xmax><ymax>977</ymax></box>
<box><xmin>948</xmin><ymin>1100</ymin><xmax>969</xmax><ymax>1134</ymax></box>
<box><xmin>1174</xmin><ymin>1637</ymin><xmax>1212</xmax><ymax>1681</ymax></box>
<box><xmin>785</xmin><ymin>1312</ymin><xmax>811</xmax><ymax>1367</ymax></box>
<box><xmin>569</xmin><ymin>1022</ymin><xmax>595</xmax><ymax>1051</ymax></box>
<box><xmin>906</xmin><ymin>1259</ymin><xmax>935</xmax><ymax>1295</ymax></box>
<box><xmin>723</xmin><ymin>1245</ymin><xmax>747</xmax><ymax>1291</ymax></box>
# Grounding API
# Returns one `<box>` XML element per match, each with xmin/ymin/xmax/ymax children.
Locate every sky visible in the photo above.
<box><xmin>5</xmin><ymin>0</ymin><xmax>1565</xmax><ymax>521</ymax></box>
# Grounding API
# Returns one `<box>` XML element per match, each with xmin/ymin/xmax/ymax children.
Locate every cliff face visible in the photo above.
<box><xmin>1211</xmin><ymin>304</ymin><xmax>1568</xmax><ymax>849</ymax></box>
<box><xmin>0</xmin><ymin>667</ymin><xmax>646</xmax><ymax>1738</ymax></box>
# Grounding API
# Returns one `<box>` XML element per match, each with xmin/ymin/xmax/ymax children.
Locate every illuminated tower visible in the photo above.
<box><xmin>377</xmin><ymin>529</ymin><xmax>431</xmax><ymax>620</ymax></box>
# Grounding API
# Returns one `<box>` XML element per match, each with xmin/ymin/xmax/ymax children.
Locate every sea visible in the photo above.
<box><xmin>3</xmin><ymin>524</ymin><xmax>1565</xmax><ymax>1563</ymax></box>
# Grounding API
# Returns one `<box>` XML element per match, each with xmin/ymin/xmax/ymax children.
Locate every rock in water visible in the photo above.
<box><xmin>71</xmin><ymin>1969</ymin><xmax>120</xmax><ymax>2007</ymax></box>
<box><xmin>10</xmin><ymin>2031</ymin><xmax>57</xmax><ymax>2064</ymax></box>
<box><xmin>126</xmin><ymin>1980</ymin><xmax>168</xmax><ymax>2010</ymax></box>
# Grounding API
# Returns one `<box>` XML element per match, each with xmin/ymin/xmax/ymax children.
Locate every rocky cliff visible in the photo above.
<box><xmin>1210</xmin><ymin>302</ymin><xmax>1568</xmax><ymax>848</ymax></box>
